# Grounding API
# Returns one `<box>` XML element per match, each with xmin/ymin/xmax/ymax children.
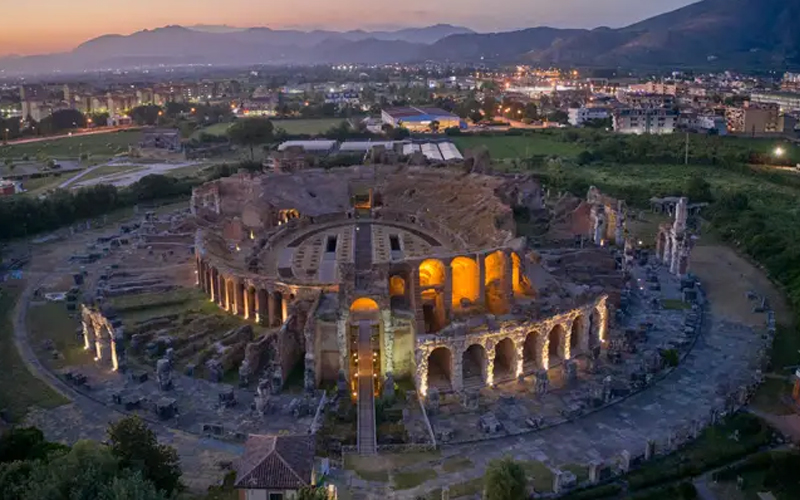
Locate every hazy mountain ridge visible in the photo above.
<box><xmin>2</xmin><ymin>0</ymin><xmax>799</xmax><ymax>74</ymax></box>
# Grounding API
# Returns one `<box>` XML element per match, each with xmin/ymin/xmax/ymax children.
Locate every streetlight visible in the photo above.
<box><xmin>774</xmin><ymin>146</ymin><xmax>785</xmax><ymax>158</ymax></box>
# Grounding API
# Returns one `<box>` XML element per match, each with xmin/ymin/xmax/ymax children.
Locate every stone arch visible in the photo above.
<box><xmin>548</xmin><ymin>324</ymin><xmax>565</xmax><ymax>365</ymax></box>
<box><xmin>523</xmin><ymin>331</ymin><xmax>540</xmax><ymax>372</ymax></box>
<box><xmin>272</xmin><ymin>290</ymin><xmax>284</xmax><ymax>325</ymax></box>
<box><xmin>350</xmin><ymin>297</ymin><xmax>379</xmax><ymax>312</ymax></box>
<box><xmin>462</xmin><ymin>344</ymin><xmax>488</xmax><ymax>387</ymax></box>
<box><xmin>419</xmin><ymin>259</ymin><xmax>447</xmax><ymax>333</ymax></box>
<box><xmin>571</xmin><ymin>315</ymin><xmax>585</xmax><ymax>354</ymax></box>
<box><xmin>493</xmin><ymin>338</ymin><xmax>516</xmax><ymax>382</ymax></box>
<box><xmin>427</xmin><ymin>347</ymin><xmax>453</xmax><ymax>392</ymax></box>
<box><xmin>485</xmin><ymin>251</ymin><xmax>508</xmax><ymax>315</ymax></box>
<box><xmin>451</xmin><ymin>256</ymin><xmax>479</xmax><ymax>310</ymax></box>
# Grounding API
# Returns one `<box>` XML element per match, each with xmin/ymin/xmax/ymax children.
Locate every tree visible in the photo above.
<box><xmin>469</xmin><ymin>110</ymin><xmax>483</xmax><ymax>124</ymax></box>
<box><xmin>228</xmin><ymin>117</ymin><xmax>275</xmax><ymax>161</ymax></box>
<box><xmin>0</xmin><ymin>427</ymin><xmax>67</xmax><ymax>463</ymax></box>
<box><xmin>107</xmin><ymin>416</ymin><xmax>183</xmax><ymax>496</ymax></box>
<box><xmin>685</xmin><ymin>175</ymin><xmax>714</xmax><ymax>203</ymax></box>
<box><xmin>295</xmin><ymin>486</ymin><xmax>328</xmax><ymax>500</ymax></box>
<box><xmin>129</xmin><ymin>105</ymin><xmax>163</xmax><ymax>127</ymax></box>
<box><xmin>484</xmin><ymin>458</ymin><xmax>527</xmax><ymax>500</ymax></box>
<box><xmin>99</xmin><ymin>472</ymin><xmax>168</xmax><ymax>500</ymax></box>
<box><xmin>428</xmin><ymin>120</ymin><xmax>440</xmax><ymax>134</ymax></box>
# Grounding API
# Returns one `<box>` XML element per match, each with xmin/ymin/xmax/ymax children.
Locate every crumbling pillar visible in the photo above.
<box><xmin>217</xmin><ymin>273</ymin><xmax>225</xmax><ymax>307</ymax></box>
<box><xmin>619</xmin><ymin>450</ymin><xmax>630</xmax><ymax>473</ymax></box>
<box><xmin>443</xmin><ymin>260</ymin><xmax>453</xmax><ymax>324</ymax></box>
<box><xmin>234</xmin><ymin>280</ymin><xmax>244</xmax><ymax>316</ymax></box>
<box><xmin>82</xmin><ymin>319</ymin><xmax>95</xmax><ymax>351</ymax></box>
<box><xmin>243</xmin><ymin>286</ymin><xmax>251</xmax><ymax>320</ymax></box>
<box><xmin>256</xmin><ymin>289</ymin><xmax>267</xmax><ymax>325</ymax></box>
<box><xmin>477</xmin><ymin>254</ymin><xmax>486</xmax><ymax>310</ymax></box>
<box><xmin>588</xmin><ymin>461</ymin><xmax>601</xmax><ymax>484</ymax></box>
<box><xmin>552</xmin><ymin>469</ymin><xmax>563</xmax><ymax>494</ymax></box>
<box><xmin>452</xmin><ymin>347</ymin><xmax>464</xmax><ymax>392</ymax></box>
<box><xmin>268</xmin><ymin>289</ymin><xmax>277</xmax><ymax>326</ymax></box>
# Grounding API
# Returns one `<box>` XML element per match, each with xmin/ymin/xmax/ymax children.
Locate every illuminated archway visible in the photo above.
<box><xmin>548</xmin><ymin>324</ymin><xmax>565</xmax><ymax>365</ymax></box>
<box><xmin>484</xmin><ymin>251</ymin><xmax>508</xmax><ymax>315</ymax></box>
<box><xmin>451</xmin><ymin>256</ymin><xmax>479</xmax><ymax>310</ymax></box>
<box><xmin>350</xmin><ymin>297</ymin><xmax>380</xmax><ymax>313</ymax></box>
<box><xmin>389</xmin><ymin>276</ymin><xmax>406</xmax><ymax>297</ymax></box>
<box><xmin>462</xmin><ymin>344</ymin><xmax>488</xmax><ymax>387</ymax></box>
<box><xmin>493</xmin><ymin>338</ymin><xmax>516</xmax><ymax>382</ymax></box>
<box><xmin>523</xmin><ymin>331</ymin><xmax>540</xmax><ymax>372</ymax></box>
<box><xmin>419</xmin><ymin>259</ymin><xmax>446</xmax><ymax>332</ymax></box>
<box><xmin>427</xmin><ymin>347</ymin><xmax>453</xmax><ymax>392</ymax></box>
<box><xmin>419</xmin><ymin>259</ymin><xmax>446</xmax><ymax>287</ymax></box>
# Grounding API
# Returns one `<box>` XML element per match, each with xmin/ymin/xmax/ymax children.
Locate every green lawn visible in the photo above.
<box><xmin>272</xmin><ymin>118</ymin><xmax>347</xmax><ymax>135</ymax></box>
<box><xmin>0</xmin><ymin>130</ymin><xmax>140</xmax><ymax>160</ymax></box>
<box><xmin>519</xmin><ymin>460</ymin><xmax>554</xmax><ymax>493</ymax></box>
<box><xmin>453</xmin><ymin>134</ymin><xmax>585</xmax><ymax>159</ymax></box>
<box><xmin>448</xmin><ymin>477</ymin><xmax>484</xmax><ymax>498</ymax></box>
<box><xmin>0</xmin><ymin>283</ymin><xmax>69</xmax><ymax>422</ymax></box>
<box><xmin>76</xmin><ymin>163</ymin><xmax>148</xmax><ymax>183</ymax></box>
<box><xmin>441</xmin><ymin>456</ymin><xmax>474</xmax><ymax>473</ymax></box>
<box><xmin>191</xmin><ymin>122</ymin><xmax>231</xmax><ymax>139</ymax></box>
<box><xmin>392</xmin><ymin>469</ymin><xmax>438</xmax><ymax>490</ymax></box>
<box><xmin>27</xmin><ymin>302</ymin><xmax>91</xmax><ymax>369</ymax></box>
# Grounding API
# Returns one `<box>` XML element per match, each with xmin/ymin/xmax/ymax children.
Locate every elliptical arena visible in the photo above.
<box><xmin>192</xmin><ymin>167</ymin><xmax>611</xmax><ymax>402</ymax></box>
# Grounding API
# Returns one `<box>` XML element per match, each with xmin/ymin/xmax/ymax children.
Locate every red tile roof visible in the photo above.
<box><xmin>234</xmin><ymin>434</ymin><xmax>315</xmax><ymax>490</ymax></box>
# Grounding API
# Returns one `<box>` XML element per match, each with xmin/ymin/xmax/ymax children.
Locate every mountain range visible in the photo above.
<box><xmin>2</xmin><ymin>0</ymin><xmax>799</xmax><ymax>75</ymax></box>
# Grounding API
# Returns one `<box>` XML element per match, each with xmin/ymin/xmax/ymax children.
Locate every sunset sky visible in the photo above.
<box><xmin>0</xmin><ymin>0</ymin><xmax>697</xmax><ymax>56</ymax></box>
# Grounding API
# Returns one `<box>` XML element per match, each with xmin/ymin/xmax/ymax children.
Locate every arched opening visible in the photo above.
<box><xmin>451</xmin><ymin>257</ymin><xmax>479</xmax><ymax>310</ymax></box>
<box><xmin>493</xmin><ymin>338</ymin><xmax>516</xmax><ymax>383</ymax></box>
<box><xmin>589</xmin><ymin>307</ymin><xmax>603</xmax><ymax>348</ymax></box>
<box><xmin>257</xmin><ymin>288</ymin><xmax>268</xmax><ymax>324</ymax></box>
<box><xmin>272</xmin><ymin>291</ymin><xmax>284</xmax><ymax>326</ymax></box>
<box><xmin>350</xmin><ymin>297</ymin><xmax>379</xmax><ymax>312</ymax></box>
<box><xmin>389</xmin><ymin>267</ymin><xmax>412</xmax><ymax>311</ymax></box>
<box><xmin>419</xmin><ymin>259</ymin><xmax>446</xmax><ymax>333</ymax></box>
<box><xmin>427</xmin><ymin>347</ymin><xmax>453</xmax><ymax>392</ymax></box>
<box><xmin>523</xmin><ymin>331</ymin><xmax>539</xmax><ymax>372</ymax></box>
<box><xmin>246</xmin><ymin>287</ymin><xmax>256</xmax><ymax>320</ymax></box>
<box><xmin>389</xmin><ymin>276</ymin><xmax>406</xmax><ymax>297</ymax></box>
<box><xmin>236</xmin><ymin>281</ymin><xmax>245</xmax><ymax>315</ymax></box>
<box><xmin>462</xmin><ymin>344</ymin><xmax>488</xmax><ymax>388</ymax></box>
<box><xmin>548</xmin><ymin>325</ymin><xmax>565</xmax><ymax>366</ymax></box>
<box><xmin>571</xmin><ymin>315</ymin><xmax>585</xmax><ymax>354</ymax></box>
<box><xmin>485</xmin><ymin>251</ymin><xmax>508</xmax><ymax>315</ymax></box>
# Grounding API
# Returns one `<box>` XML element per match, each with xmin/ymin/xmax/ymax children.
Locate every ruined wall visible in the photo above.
<box><xmin>392</xmin><ymin>321</ymin><xmax>416</xmax><ymax>379</ymax></box>
<box><xmin>315</xmin><ymin>321</ymin><xmax>340</xmax><ymax>383</ymax></box>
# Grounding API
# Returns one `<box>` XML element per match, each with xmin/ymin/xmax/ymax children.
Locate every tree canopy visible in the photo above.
<box><xmin>228</xmin><ymin>117</ymin><xmax>275</xmax><ymax>160</ymax></box>
<box><xmin>484</xmin><ymin>458</ymin><xmax>527</xmax><ymax>500</ymax></box>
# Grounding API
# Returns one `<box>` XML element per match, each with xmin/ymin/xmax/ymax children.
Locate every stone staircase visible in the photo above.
<box><xmin>356</xmin><ymin>320</ymin><xmax>377</xmax><ymax>455</ymax></box>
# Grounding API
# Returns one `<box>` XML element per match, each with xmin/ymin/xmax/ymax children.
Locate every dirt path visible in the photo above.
<box><xmin>690</xmin><ymin>243</ymin><xmax>792</xmax><ymax>327</ymax></box>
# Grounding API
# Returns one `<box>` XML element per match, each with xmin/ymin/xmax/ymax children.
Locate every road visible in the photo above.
<box><xmin>2</xmin><ymin>126</ymin><xmax>137</xmax><ymax>146</ymax></box>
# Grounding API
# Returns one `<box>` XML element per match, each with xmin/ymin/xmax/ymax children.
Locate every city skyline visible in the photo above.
<box><xmin>0</xmin><ymin>0</ymin><xmax>698</xmax><ymax>56</ymax></box>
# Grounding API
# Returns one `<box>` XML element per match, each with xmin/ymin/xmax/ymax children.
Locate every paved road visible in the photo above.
<box><xmin>357</xmin><ymin>320</ymin><xmax>377</xmax><ymax>455</ymax></box>
<box><xmin>12</xmin><ymin>274</ymin><xmax>239</xmax><ymax>492</ymax></box>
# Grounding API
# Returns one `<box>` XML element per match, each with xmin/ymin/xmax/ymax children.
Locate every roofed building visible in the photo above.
<box><xmin>234</xmin><ymin>434</ymin><xmax>318</xmax><ymax>500</ymax></box>
<box><xmin>381</xmin><ymin>107</ymin><xmax>464</xmax><ymax>132</ymax></box>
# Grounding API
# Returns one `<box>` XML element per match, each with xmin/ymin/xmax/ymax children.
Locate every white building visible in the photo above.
<box><xmin>568</xmin><ymin>107</ymin><xmax>611</xmax><ymax>126</ymax></box>
<box><xmin>613</xmin><ymin>109</ymin><xmax>678</xmax><ymax>135</ymax></box>
<box><xmin>750</xmin><ymin>91</ymin><xmax>800</xmax><ymax>113</ymax></box>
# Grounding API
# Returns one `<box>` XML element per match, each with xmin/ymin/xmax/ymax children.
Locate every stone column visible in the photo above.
<box><xmin>552</xmin><ymin>469</ymin><xmax>563</xmax><ymax>494</ymax></box>
<box><xmin>412</xmin><ymin>266</ymin><xmax>425</xmax><ymax>335</ymax></box>
<box><xmin>217</xmin><ymin>273</ymin><xmax>225</xmax><ymax>307</ymax></box>
<box><xmin>234</xmin><ymin>281</ymin><xmax>244</xmax><ymax>316</ymax></box>
<box><xmin>588</xmin><ymin>461</ymin><xmax>601</xmax><ymax>484</ymax></box>
<box><xmin>485</xmin><ymin>342</ymin><xmax>496</xmax><ymax>386</ymax></box>
<box><xmin>478</xmin><ymin>254</ymin><xmax>486</xmax><ymax>310</ymax></box>
<box><xmin>82</xmin><ymin>320</ymin><xmax>95</xmax><ymax>351</ymax></box>
<box><xmin>670</xmin><ymin>240</ymin><xmax>682</xmax><ymax>275</ymax></box>
<box><xmin>223</xmin><ymin>277</ymin><xmax>231</xmax><ymax>310</ymax></box>
<box><xmin>515</xmin><ymin>340</ymin><xmax>525</xmax><ymax>379</ymax></box>
<box><xmin>503</xmin><ymin>250</ymin><xmax>514</xmax><ymax>311</ymax></box>
<box><xmin>443</xmin><ymin>259</ymin><xmax>453</xmax><ymax>324</ymax></box>
<box><xmin>663</xmin><ymin>236</ymin><xmax>673</xmax><ymax>266</ymax></box>
<box><xmin>382</xmin><ymin>310</ymin><xmax>394</xmax><ymax>376</ymax></box>
<box><xmin>619</xmin><ymin>450</ymin><xmax>630</xmax><ymax>473</ymax></box>
<box><xmin>562</xmin><ymin>322</ymin><xmax>571</xmax><ymax>360</ymax></box>
<box><xmin>268</xmin><ymin>290</ymin><xmax>277</xmax><ymax>326</ymax></box>
<box><xmin>242</xmin><ymin>286</ymin><xmax>251</xmax><ymax>320</ymax></box>
<box><xmin>451</xmin><ymin>345</ymin><xmax>464</xmax><ymax>392</ymax></box>
<box><xmin>539</xmin><ymin>330</ymin><xmax>549</xmax><ymax>370</ymax></box>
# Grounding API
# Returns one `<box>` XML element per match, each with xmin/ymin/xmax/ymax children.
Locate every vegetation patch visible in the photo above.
<box><xmin>27</xmin><ymin>302</ymin><xmax>91</xmax><ymax>369</ymax></box>
<box><xmin>392</xmin><ymin>468</ymin><xmax>437</xmax><ymax>490</ymax></box>
<box><xmin>661</xmin><ymin>299</ymin><xmax>691</xmax><ymax>310</ymax></box>
<box><xmin>519</xmin><ymin>460</ymin><xmax>554</xmax><ymax>493</ymax></box>
<box><xmin>448</xmin><ymin>477</ymin><xmax>484</xmax><ymax>498</ymax></box>
<box><xmin>442</xmin><ymin>456</ymin><xmax>474</xmax><ymax>473</ymax></box>
<box><xmin>0</xmin><ymin>283</ymin><xmax>69</xmax><ymax>421</ymax></box>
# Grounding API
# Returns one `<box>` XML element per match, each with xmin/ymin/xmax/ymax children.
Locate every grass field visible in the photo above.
<box><xmin>272</xmin><ymin>118</ymin><xmax>346</xmax><ymax>135</ymax></box>
<box><xmin>191</xmin><ymin>122</ymin><xmax>231</xmax><ymax>139</ymax></box>
<box><xmin>453</xmin><ymin>134</ymin><xmax>585</xmax><ymax>159</ymax></box>
<box><xmin>0</xmin><ymin>283</ymin><xmax>69</xmax><ymax>422</ymax></box>
<box><xmin>0</xmin><ymin>130</ymin><xmax>140</xmax><ymax>160</ymax></box>
<box><xmin>27</xmin><ymin>302</ymin><xmax>92</xmax><ymax>369</ymax></box>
